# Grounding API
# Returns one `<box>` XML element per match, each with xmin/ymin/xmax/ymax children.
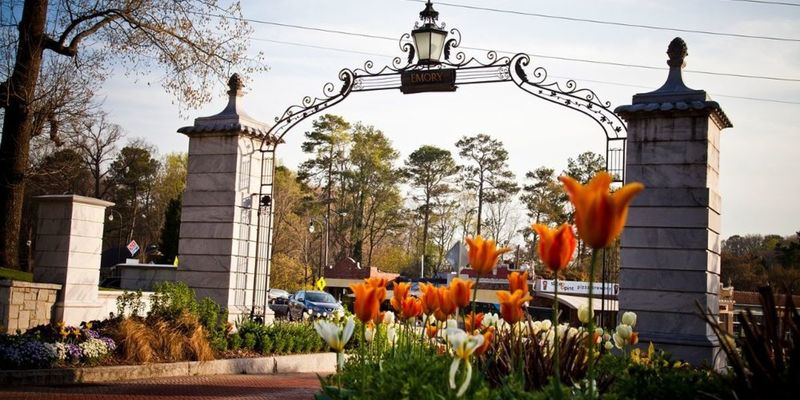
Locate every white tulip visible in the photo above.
<box><xmin>541</xmin><ymin>319</ymin><xmax>552</xmax><ymax>331</ymax></box>
<box><xmin>616</xmin><ymin>324</ymin><xmax>633</xmax><ymax>340</ymax></box>
<box><xmin>578</xmin><ymin>305</ymin><xmax>593</xmax><ymax>324</ymax></box>
<box><xmin>387</xmin><ymin>324</ymin><xmax>398</xmax><ymax>346</ymax></box>
<box><xmin>447</xmin><ymin>328</ymin><xmax>485</xmax><ymax>398</ymax></box>
<box><xmin>622</xmin><ymin>311</ymin><xmax>637</xmax><ymax>328</ymax></box>
<box><xmin>364</xmin><ymin>324</ymin><xmax>375</xmax><ymax>343</ymax></box>
<box><xmin>313</xmin><ymin>316</ymin><xmax>355</xmax><ymax>355</ymax></box>
<box><xmin>604</xmin><ymin>341</ymin><xmax>614</xmax><ymax>351</ymax></box>
<box><xmin>382</xmin><ymin>311</ymin><xmax>396</xmax><ymax>325</ymax></box>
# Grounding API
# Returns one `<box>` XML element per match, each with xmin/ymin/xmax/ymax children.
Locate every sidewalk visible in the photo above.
<box><xmin>0</xmin><ymin>373</ymin><xmax>323</xmax><ymax>400</ymax></box>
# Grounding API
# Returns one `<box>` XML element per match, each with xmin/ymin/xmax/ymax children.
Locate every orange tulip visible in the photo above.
<box><xmin>350</xmin><ymin>282</ymin><xmax>381</xmax><ymax>323</ymax></box>
<box><xmin>496</xmin><ymin>290</ymin><xmax>532</xmax><ymax>324</ymax></box>
<box><xmin>435</xmin><ymin>287</ymin><xmax>458</xmax><ymax>322</ymax></box>
<box><xmin>400</xmin><ymin>296</ymin><xmax>423</xmax><ymax>321</ymax></box>
<box><xmin>419</xmin><ymin>283</ymin><xmax>440</xmax><ymax>316</ymax></box>
<box><xmin>475</xmin><ymin>326</ymin><xmax>495</xmax><ymax>356</ymax></box>
<box><xmin>532</xmin><ymin>223</ymin><xmax>577</xmax><ymax>272</ymax></box>
<box><xmin>425</xmin><ymin>322</ymin><xmax>439</xmax><ymax>339</ymax></box>
<box><xmin>391</xmin><ymin>282</ymin><xmax>411</xmax><ymax>313</ymax></box>
<box><xmin>449</xmin><ymin>277</ymin><xmax>474</xmax><ymax>309</ymax></box>
<box><xmin>559</xmin><ymin>172</ymin><xmax>644</xmax><ymax>249</ymax></box>
<box><xmin>466</xmin><ymin>235</ymin><xmax>512</xmax><ymax>276</ymax></box>
<box><xmin>366</xmin><ymin>277</ymin><xmax>388</xmax><ymax>303</ymax></box>
<box><xmin>508</xmin><ymin>271</ymin><xmax>529</xmax><ymax>294</ymax></box>
<box><xmin>464</xmin><ymin>312</ymin><xmax>484</xmax><ymax>334</ymax></box>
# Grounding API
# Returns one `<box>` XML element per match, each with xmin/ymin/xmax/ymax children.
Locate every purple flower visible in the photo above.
<box><xmin>66</xmin><ymin>343</ymin><xmax>82</xmax><ymax>360</ymax></box>
<box><xmin>82</xmin><ymin>329</ymin><xmax>100</xmax><ymax>339</ymax></box>
<box><xmin>100</xmin><ymin>337</ymin><xmax>117</xmax><ymax>351</ymax></box>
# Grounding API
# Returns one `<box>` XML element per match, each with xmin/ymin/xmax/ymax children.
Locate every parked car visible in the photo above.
<box><xmin>287</xmin><ymin>290</ymin><xmax>343</xmax><ymax>320</ymax></box>
<box><xmin>268</xmin><ymin>289</ymin><xmax>291</xmax><ymax>319</ymax></box>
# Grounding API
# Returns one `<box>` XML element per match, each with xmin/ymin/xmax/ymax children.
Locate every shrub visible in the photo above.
<box><xmin>243</xmin><ymin>332</ymin><xmax>257</xmax><ymax>351</ymax></box>
<box><xmin>116</xmin><ymin>290</ymin><xmax>145</xmax><ymax>318</ymax></box>
<box><xmin>702</xmin><ymin>285</ymin><xmax>800</xmax><ymax>399</ymax></box>
<box><xmin>149</xmin><ymin>282</ymin><xmax>197</xmax><ymax>320</ymax></box>
<box><xmin>229</xmin><ymin>332</ymin><xmax>242</xmax><ymax>350</ymax></box>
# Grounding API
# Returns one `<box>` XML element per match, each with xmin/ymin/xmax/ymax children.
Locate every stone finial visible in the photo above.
<box><xmin>667</xmin><ymin>37</ymin><xmax>688</xmax><ymax>68</ymax></box>
<box><xmin>228</xmin><ymin>73</ymin><xmax>244</xmax><ymax>96</ymax></box>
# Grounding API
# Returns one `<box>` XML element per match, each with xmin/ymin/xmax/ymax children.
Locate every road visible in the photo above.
<box><xmin>0</xmin><ymin>373</ymin><xmax>323</xmax><ymax>400</ymax></box>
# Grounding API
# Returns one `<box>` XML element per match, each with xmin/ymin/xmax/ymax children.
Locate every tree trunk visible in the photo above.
<box><xmin>476</xmin><ymin>179</ymin><xmax>484</xmax><ymax>235</ymax></box>
<box><xmin>421</xmin><ymin>193</ymin><xmax>430</xmax><ymax>276</ymax></box>
<box><xmin>0</xmin><ymin>0</ymin><xmax>49</xmax><ymax>268</ymax></box>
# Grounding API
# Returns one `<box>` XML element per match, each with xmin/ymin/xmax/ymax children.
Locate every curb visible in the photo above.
<box><xmin>0</xmin><ymin>352</ymin><xmax>336</xmax><ymax>386</ymax></box>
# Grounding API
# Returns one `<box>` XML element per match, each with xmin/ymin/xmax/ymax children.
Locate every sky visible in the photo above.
<box><xmin>99</xmin><ymin>0</ymin><xmax>800</xmax><ymax>238</ymax></box>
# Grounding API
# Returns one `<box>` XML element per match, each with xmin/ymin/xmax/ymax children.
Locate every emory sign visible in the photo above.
<box><xmin>400</xmin><ymin>69</ymin><xmax>457</xmax><ymax>94</ymax></box>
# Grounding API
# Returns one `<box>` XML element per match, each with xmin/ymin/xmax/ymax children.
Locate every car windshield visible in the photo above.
<box><xmin>306</xmin><ymin>292</ymin><xmax>336</xmax><ymax>303</ymax></box>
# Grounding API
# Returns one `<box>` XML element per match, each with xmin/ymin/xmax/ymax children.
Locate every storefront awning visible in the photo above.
<box><xmin>536</xmin><ymin>292</ymin><xmax>618</xmax><ymax>312</ymax></box>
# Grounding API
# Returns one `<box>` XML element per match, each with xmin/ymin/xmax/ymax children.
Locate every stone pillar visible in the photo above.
<box><xmin>177</xmin><ymin>74</ymin><xmax>276</xmax><ymax>322</ymax></box>
<box><xmin>616</xmin><ymin>38</ymin><xmax>732</xmax><ymax>367</ymax></box>
<box><xmin>33</xmin><ymin>195</ymin><xmax>114</xmax><ymax>325</ymax></box>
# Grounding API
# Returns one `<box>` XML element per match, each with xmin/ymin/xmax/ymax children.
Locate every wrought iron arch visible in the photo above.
<box><xmin>251</xmin><ymin>9</ymin><xmax>627</xmax><ymax>320</ymax></box>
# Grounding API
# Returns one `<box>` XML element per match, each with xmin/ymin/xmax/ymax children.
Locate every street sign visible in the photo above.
<box><xmin>446</xmin><ymin>241</ymin><xmax>468</xmax><ymax>271</ymax></box>
<box><xmin>314</xmin><ymin>277</ymin><xmax>327</xmax><ymax>291</ymax></box>
<box><xmin>127</xmin><ymin>240</ymin><xmax>140</xmax><ymax>256</ymax></box>
<box><xmin>400</xmin><ymin>68</ymin><xmax>457</xmax><ymax>94</ymax></box>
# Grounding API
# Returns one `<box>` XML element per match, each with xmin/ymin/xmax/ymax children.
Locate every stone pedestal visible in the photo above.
<box><xmin>177</xmin><ymin>74</ymin><xmax>276</xmax><ymax>322</ymax></box>
<box><xmin>33</xmin><ymin>195</ymin><xmax>114</xmax><ymax>325</ymax></box>
<box><xmin>616</xmin><ymin>38</ymin><xmax>732</xmax><ymax>367</ymax></box>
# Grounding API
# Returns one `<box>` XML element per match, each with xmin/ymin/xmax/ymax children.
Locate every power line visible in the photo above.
<box><xmin>259</xmin><ymin>38</ymin><xmax>800</xmax><ymax>105</ymax></box>
<box><xmin>724</xmin><ymin>0</ymin><xmax>800</xmax><ymax>7</ymax></box>
<box><xmin>194</xmin><ymin>12</ymin><xmax>800</xmax><ymax>82</ymax></box>
<box><xmin>407</xmin><ymin>0</ymin><xmax>800</xmax><ymax>43</ymax></box>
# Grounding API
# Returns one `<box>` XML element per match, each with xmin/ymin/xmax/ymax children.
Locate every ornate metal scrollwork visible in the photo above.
<box><xmin>509</xmin><ymin>54</ymin><xmax>626</xmax><ymax>139</ymax></box>
<box><xmin>260</xmin><ymin>68</ymin><xmax>355</xmax><ymax>150</ymax></box>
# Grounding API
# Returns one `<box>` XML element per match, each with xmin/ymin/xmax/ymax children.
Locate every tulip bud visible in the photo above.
<box><xmin>578</xmin><ymin>305</ymin><xmax>594</xmax><ymax>324</ymax></box>
<box><xmin>604</xmin><ymin>341</ymin><xmax>613</xmax><ymax>351</ymax></box>
<box><xmin>616</xmin><ymin>324</ymin><xmax>632</xmax><ymax>340</ymax></box>
<box><xmin>622</xmin><ymin>311</ymin><xmax>637</xmax><ymax>327</ymax></box>
<box><xmin>541</xmin><ymin>319</ymin><xmax>552</xmax><ymax>331</ymax></box>
<box><xmin>382</xmin><ymin>311</ymin><xmax>396</xmax><ymax>325</ymax></box>
<box><xmin>365</xmin><ymin>325</ymin><xmax>375</xmax><ymax>343</ymax></box>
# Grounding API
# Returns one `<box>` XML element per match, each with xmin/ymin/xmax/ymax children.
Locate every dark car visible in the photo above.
<box><xmin>268</xmin><ymin>289</ymin><xmax>291</xmax><ymax>319</ymax></box>
<box><xmin>287</xmin><ymin>290</ymin><xmax>343</xmax><ymax>320</ymax></box>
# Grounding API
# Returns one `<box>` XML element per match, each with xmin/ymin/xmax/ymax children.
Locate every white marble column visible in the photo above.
<box><xmin>616</xmin><ymin>38</ymin><xmax>732</xmax><ymax>367</ymax></box>
<box><xmin>33</xmin><ymin>195</ymin><xmax>114</xmax><ymax>325</ymax></box>
<box><xmin>177</xmin><ymin>74</ymin><xmax>276</xmax><ymax>322</ymax></box>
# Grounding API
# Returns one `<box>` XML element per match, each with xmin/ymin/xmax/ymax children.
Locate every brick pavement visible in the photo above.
<box><xmin>0</xmin><ymin>373</ymin><xmax>323</xmax><ymax>400</ymax></box>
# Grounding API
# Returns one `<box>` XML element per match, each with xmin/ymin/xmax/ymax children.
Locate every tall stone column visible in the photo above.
<box><xmin>177</xmin><ymin>74</ymin><xmax>277</xmax><ymax>322</ymax></box>
<box><xmin>33</xmin><ymin>195</ymin><xmax>114</xmax><ymax>324</ymax></box>
<box><xmin>616</xmin><ymin>38</ymin><xmax>732</xmax><ymax>367</ymax></box>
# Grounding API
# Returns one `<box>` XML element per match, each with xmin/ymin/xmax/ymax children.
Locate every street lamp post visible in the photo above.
<box><xmin>306</xmin><ymin>221</ymin><xmax>315</xmax><ymax>287</ymax></box>
<box><xmin>107</xmin><ymin>209</ymin><xmax>123</xmax><ymax>263</ymax></box>
<box><xmin>411</xmin><ymin>1</ymin><xmax>448</xmax><ymax>65</ymax></box>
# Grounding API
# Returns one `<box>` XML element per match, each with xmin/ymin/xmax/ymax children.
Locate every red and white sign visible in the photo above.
<box><xmin>127</xmin><ymin>240</ymin><xmax>140</xmax><ymax>256</ymax></box>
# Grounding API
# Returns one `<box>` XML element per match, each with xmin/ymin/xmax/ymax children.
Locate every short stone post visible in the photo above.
<box><xmin>616</xmin><ymin>38</ymin><xmax>732</xmax><ymax>367</ymax></box>
<box><xmin>33</xmin><ymin>195</ymin><xmax>114</xmax><ymax>325</ymax></box>
<box><xmin>177</xmin><ymin>74</ymin><xmax>276</xmax><ymax>322</ymax></box>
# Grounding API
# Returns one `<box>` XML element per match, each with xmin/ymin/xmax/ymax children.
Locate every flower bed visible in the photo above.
<box><xmin>0</xmin><ymin>322</ymin><xmax>116</xmax><ymax>369</ymax></box>
<box><xmin>0</xmin><ymin>282</ymin><xmax>326</xmax><ymax>370</ymax></box>
<box><xmin>309</xmin><ymin>172</ymin><xmax>798</xmax><ymax>399</ymax></box>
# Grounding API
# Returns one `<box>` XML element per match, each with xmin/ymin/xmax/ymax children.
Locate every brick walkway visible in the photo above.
<box><xmin>0</xmin><ymin>373</ymin><xmax>323</xmax><ymax>400</ymax></box>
